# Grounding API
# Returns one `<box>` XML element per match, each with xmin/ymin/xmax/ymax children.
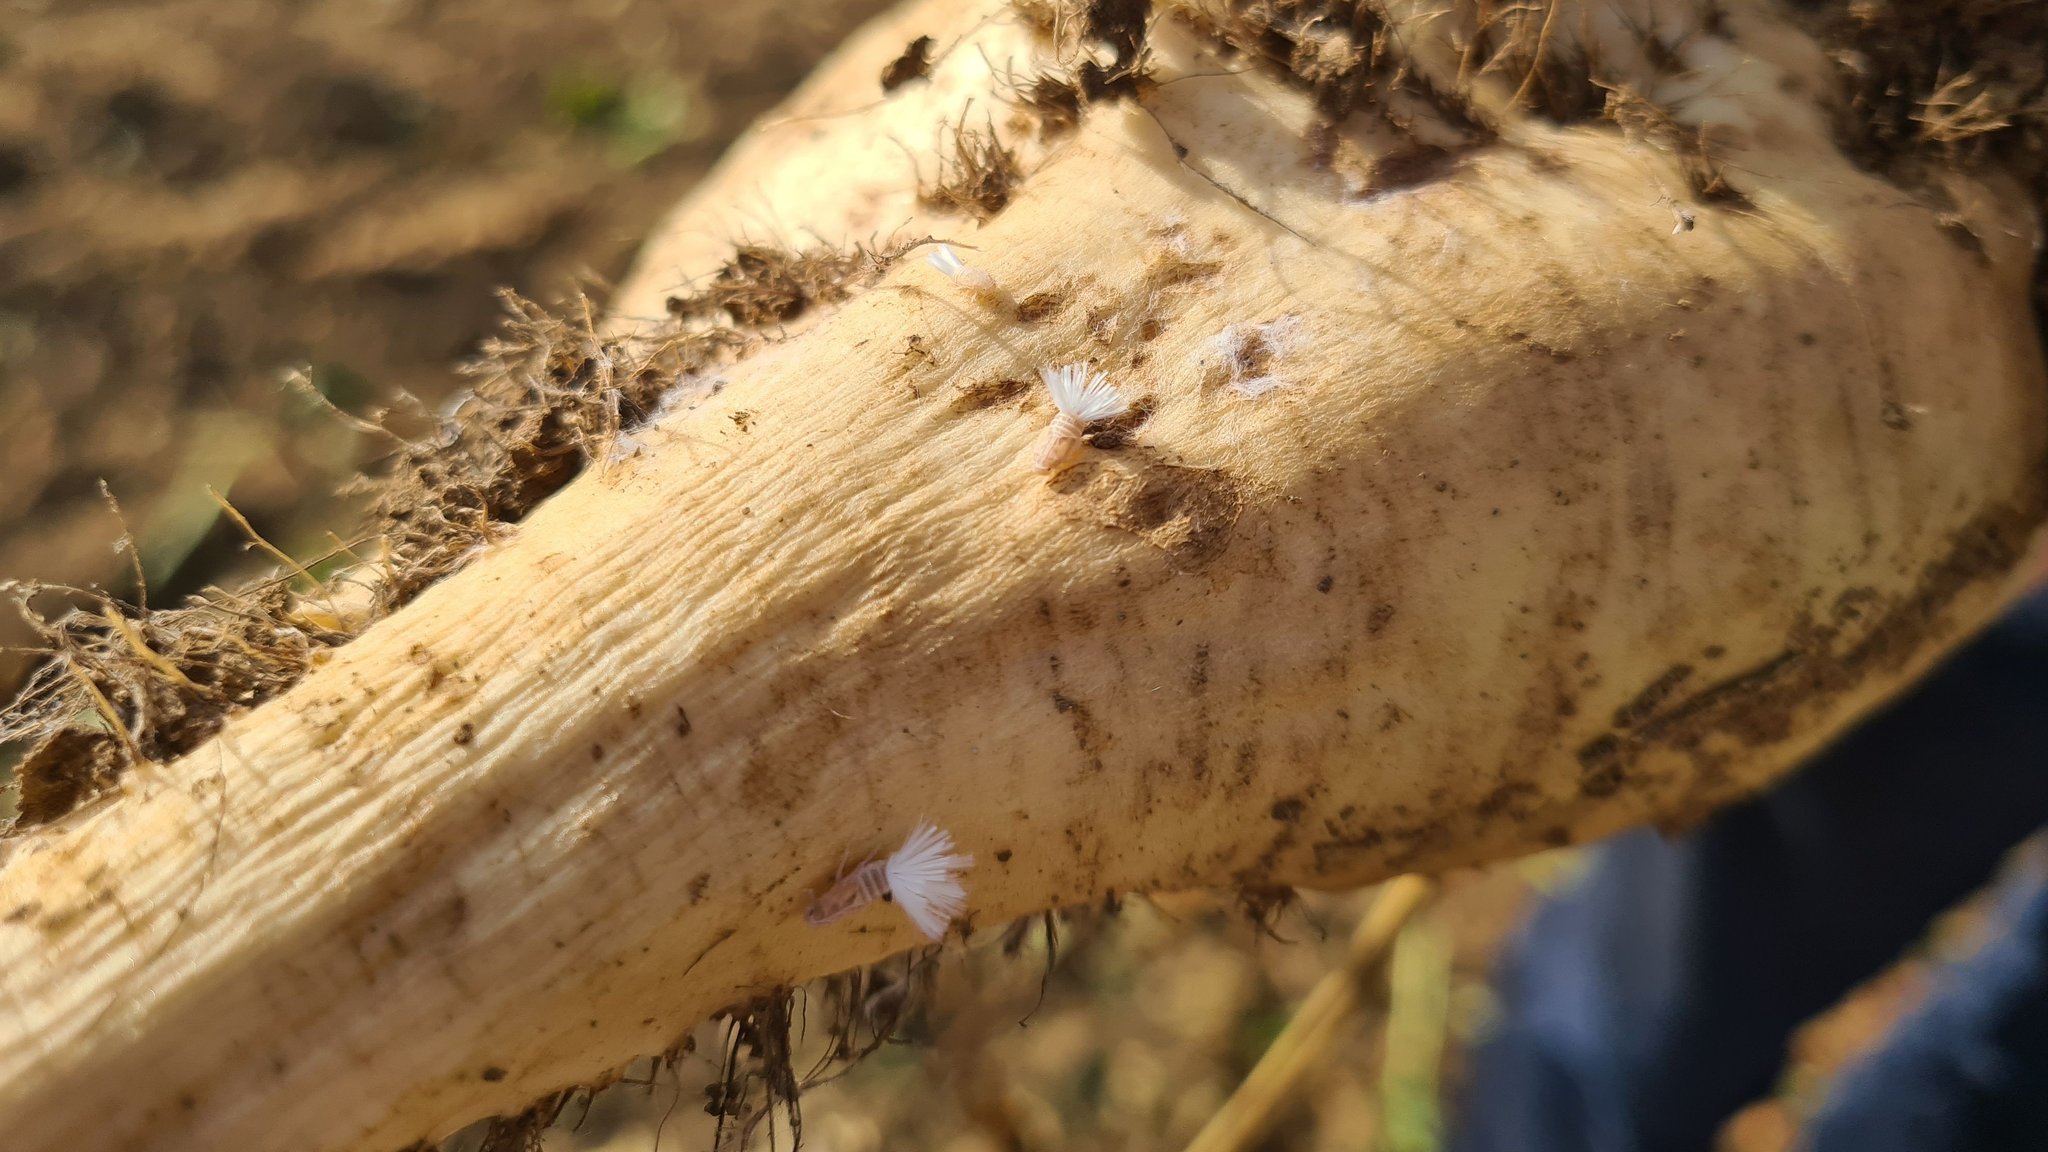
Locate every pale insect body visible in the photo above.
<box><xmin>925</xmin><ymin>243</ymin><xmax>1002</xmax><ymax>305</ymax></box>
<box><xmin>1033</xmin><ymin>363</ymin><xmax>1130</xmax><ymax>473</ymax></box>
<box><xmin>805</xmin><ymin>821</ymin><xmax>974</xmax><ymax>941</ymax></box>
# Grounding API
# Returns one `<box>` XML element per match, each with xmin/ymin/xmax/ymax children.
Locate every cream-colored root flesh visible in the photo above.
<box><xmin>2</xmin><ymin>0</ymin><xmax>2044</xmax><ymax>1149</ymax></box>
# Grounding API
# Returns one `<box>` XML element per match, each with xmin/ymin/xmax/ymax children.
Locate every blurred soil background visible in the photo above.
<box><xmin>525</xmin><ymin>857</ymin><xmax>2016</xmax><ymax>1152</ymax></box>
<box><xmin>0</xmin><ymin>2</ymin><xmax>2012</xmax><ymax>1150</ymax></box>
<box><xmin>0</xmin><ymin>0</ymin><xmax>892</xmax><ymax>708</ymax></box>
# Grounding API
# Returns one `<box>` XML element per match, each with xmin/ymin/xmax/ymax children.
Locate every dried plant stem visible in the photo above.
<box><xmin>1181</xmin><ymin>876</ymin><xmax>1437</xmax><ymax>1152</ymax></box>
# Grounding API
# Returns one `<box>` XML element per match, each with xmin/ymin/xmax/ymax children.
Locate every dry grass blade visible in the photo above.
<box><xmin>1180</xmin><ymin>875</ymin><xmax>1437</xmax><ymax>1152</ymax></box>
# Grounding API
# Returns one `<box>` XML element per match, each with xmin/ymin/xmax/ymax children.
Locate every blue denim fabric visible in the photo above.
<box><xmin>1451</xmin><ymin>588</ymin><xmax>2048</xmax><ymax>1152</ymax></box>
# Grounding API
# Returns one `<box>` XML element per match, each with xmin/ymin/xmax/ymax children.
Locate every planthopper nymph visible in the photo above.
<box><xmin>1032</xmin><ymin>363</ymin><xmax>1130</xmax><ymax>473</ymax></box>
<box><xmin>805</xmin><ymin>821</ymin><xmax>975</xmax><ymax>941</ymax></box>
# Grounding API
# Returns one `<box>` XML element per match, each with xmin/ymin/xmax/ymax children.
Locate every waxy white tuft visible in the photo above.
<box><xmin>884</xmin><ymin>821</ymin><xmax>975</xmax><ymax>941</ymax></box>
<box><xmin>1040</xmin><ymin>363</ymin><xmax>1130</xmax><ymax>423</ymax></box>
<box><xmin>1032</xmin><ymin>364</ymin><xmax>1130</xmax><ymax>472</ymax></box>
<box><xmin>804</xmin><ymin>821</ymin><xmax>974</xmax><ymax>942</ymax></box>
<box><xmin>925</xmin><ymin>243</ymin><xmax>1000</xmax><ymax>302</ymax></box>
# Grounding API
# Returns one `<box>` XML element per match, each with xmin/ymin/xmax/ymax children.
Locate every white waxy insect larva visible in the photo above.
<box><xmin>925</xmin><ymin>243</ymin><xmax>1002</xmax><ymax>305</ymax></box>
<box><xmin>804</xmin><ymin>821</ymin><xmax>975</xmax><ymax>941</ymax></box>
<box><xmin>1033</xmin><ymin>363</ymin><xmax>1130</xmax><ymax>473</ymax></box>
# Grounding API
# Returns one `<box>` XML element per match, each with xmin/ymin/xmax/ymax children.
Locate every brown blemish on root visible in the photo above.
<box><xmin>1051</xmin><ymin>690</ymin><xmax>1104</xmax><ymax>757</ymax></box>
<box><xmin>1014</xmin><ymin>290</ymin><xmax>1067</xmax><ymax>323</ymax></box>
<box><xmin>1146</xmin><ymin>250</ymin><xmax>1223</xmax><ymax>289</ymax></box>
<box><xmin>1052</xmin><ymin>461</ymin><xmax>1246</xmax><ymax>572</ymax></box>
<box><xmin>951</xmin><ymin>375</ymin><xmax>1033</xmax><ymax>413</ymax></box>
<box><xmin>1575</xmin><ymin>497</ymin><xmax>2043</xmax><ymax>804</ymax></box>
<box><xmin>880</xmin><ymin>35</ymin><xmax>935</xmax><ymax>92</ymax></box>
<box><xmin>1350</xmin><ymin>144</ymin><xmax>1462</xmax><ymax>198</ymax></box>
<box><xmin>1083</xmin><ymin>394</ymin><xmax>1155</xmax><ymax>450</ymax></box>
<box><xmin>1611</xmin><ymin>663</ymin><xmax>1694</xmax><ymax>729</ymax></box>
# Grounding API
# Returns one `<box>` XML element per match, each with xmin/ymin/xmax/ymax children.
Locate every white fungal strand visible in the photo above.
<box><xmin>925</xmin><ymin>243</ymin><xmax>1001</xmax><ymax>303</ymax></box>
<box><xmin>1033</xmin><ymin>363</ymin><xmax>1129</xmax><ymax>473</ymax></box>
<box><xmin>804</xmin><ymin>821</ymin><xmax>974</xmax><ymax>942</ymax></box>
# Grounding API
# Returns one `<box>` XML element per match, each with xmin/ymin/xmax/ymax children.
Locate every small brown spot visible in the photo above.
<box><xmin>675</xmin><ymin>706</ymin><xmax>693</xmax><ymax>737</ymax></box>
<box><xmin>1351</xmin><ymin>144</ymin><xmax>1459</xmax><ymax>197</ymax></box>
<box><xmin>1317</xmin><ymin>575</ymin><xmax>1334</xmax><ymax>593</ymax></box>
<box><xmin>1367</xmin><ymin>604</ymin><xmax>1396</xmax><ymax>633</ymax></box>
<box><xmin>590</xmin><ymin>743</ymin><xmax>604</xmax><ymax>762</ymax></box>
<box><xmin>1270</xmin><ymin>797</ymin><xmax>1306</xmax><ymax>822</ymax></box>
<box><xmin>481</xmin><ymin>1066</ymin><xmax>507</xmax><ymax>1082</ymax></box>
<box><xmin>951</xmin><ymin>375</ymin><xmax>1032</xmax><ymax>413</ymax></box>
<box><xmin>1139</xmin><ymin>317</ymin><xmax>1165</xmax><ymax>341</ymax></box>
<box><xmin>880</xmin><ymin>35</ymin><xmax>935</xmax><ymax>92</ymax></box>
<box><xmin>1613</xmin><ymin>664</ymin><xmax>1696</xmax><ymax>729</ymax></box>
<box><xmin>687</xmin><ymin>873</ymin><xmax>710</xmax><ymax>904</ymax></box>
<box><xmin>1147</xmin><ymin>253</ymin><xmax>1223</xmax><ymax>287</ymax></box>
<box><xmin>1051</xmin><ymin>691</ymin><xmax>1103</xmax><ymax>756</ymax></box>
<box><xmin>1014</xmin><ymin>291</ymin><xmax>1066</xmax><ymax>323</ymax></box>
<box><xmin>995</xmin><ymin>849</ymin><xmax>1013</xmax><ymax>863</ymax></box>
<box><xmin>900</xmin><ymin>333</ymin><xmax>937</xmax><ymax>369</ymax></box>
<box><xmin>729</xmin><ymin>410</ymin><xmax>754</xmax><ymax>432</ymax></box>
<box><xmin>1084</xmin><ymin>395</ymin><xmax>1155</xmax><ymax>450</ymax></box>
<box><xmin>1577</xmin><ymin>734</ymin><xmax>1625</xmax><ymax>797</ymax></box>
<box><xmin>452</xmin><ymin>722</ymin><xmax>474</xmax><ymax>746</ymax></box>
